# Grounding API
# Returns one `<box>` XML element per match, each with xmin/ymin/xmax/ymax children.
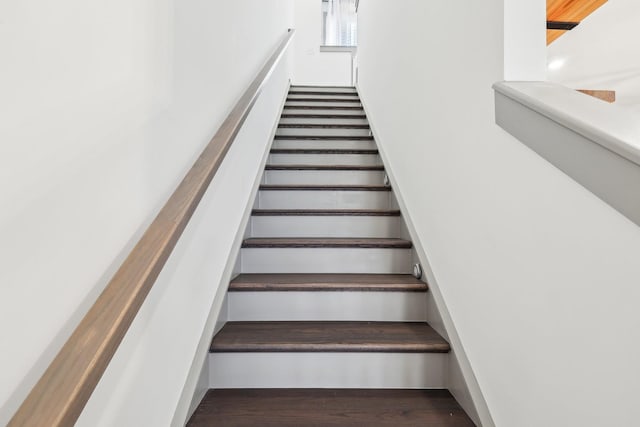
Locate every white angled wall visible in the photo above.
<box><xmin>292</xmin><ymin>0</ymin><xmax>353</xmax><ymax>85</ymax></box>
<box><xmin>357</xmin><ymin>1</ymin><xmax>640</xmax><ymax>426</ymax></box>
<box><xmin>0</xmin><ymin>1</ymin><xmax>293</xmax><ymax>425</ymax></box>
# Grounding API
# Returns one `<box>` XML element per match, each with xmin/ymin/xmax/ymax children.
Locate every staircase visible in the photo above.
<box><xmin>188</xmin><ymin>86</ymin><xmax>475</xmax><ymax>426</ymax></box>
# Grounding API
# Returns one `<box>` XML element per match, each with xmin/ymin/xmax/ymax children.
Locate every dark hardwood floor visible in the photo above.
<box><xmin>187</xmin><ymin>389</ymin><xmax>476</xmax><ymax>426</ymax></box>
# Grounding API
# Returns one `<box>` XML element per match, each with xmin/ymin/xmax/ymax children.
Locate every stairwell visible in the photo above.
<box><xmin>187</xmin><ymin>86</ymin><xmax>475</xmax><ymax>426</ymax></box>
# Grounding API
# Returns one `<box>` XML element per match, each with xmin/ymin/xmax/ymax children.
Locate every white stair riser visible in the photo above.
<box><xmin>251</xmin><ymin>215</ymin><xmax>399</xmax><ymax>237</ymax></box>
<box><xmin>290</xmin><ymin>87</ymin><xmax>356</xmax><ymax>93</ymax></box>
<box><xmin>276</xmin><ymin>128</ymin><xmax>370</xmax><ymax>137</ymax></box>
<box><xmin>288</xmin><ymin>94</ymin><xmax>359</xmax><ymax>101</ymax></box>
<box><xmin>263</xmin><ymin>170</ymin><xmax>385</xmax><ymax>185</ymax></box>
<box><xmin>240</xmin><ymin>247</ymin><xmax>412</xmax><ymax>274</ymax></box>
<box><xmin>228</xmin><ymin>292</ymin><xmax>427</xmax><ymax>321</ymax></box>
<box><xmin>268</xmin><ymin>153</ymin><xmax>381</xmax><ymax>166</ymax></box>
<box><xmin>283</xmin><ymin>108</ymin><xmax>363</xmax><ymax>116</ymax></box>
<box><xmin>285</xmin><ymin>101</ymin><xmax>362</xmax><ymax>108</ymax></box>
<box><xmin>258</xmin><ymin>190</ymin><xmax>391</xmax><ymax>209</ymax></box>
<box><xmin>210</xmin><ymin>353</ymin><xmax>446</xmax><ymax>388</ymax></box>
<box><xmin>279</xmin><ymin>117</ymin><xmax>368</xmax><ymax>125</ymax></box>
<box><xmin>272</xmin><ymin>140</ymin><xmax>376</xmax><ymax>150</ymax></box>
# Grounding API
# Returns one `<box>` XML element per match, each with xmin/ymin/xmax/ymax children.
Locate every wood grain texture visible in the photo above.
<box><xmin>187</xmin><ymin>389</ymin><xmax>475</xmax><ymax>427</ymax></box>
<box><xmin>229</xmin><ymin>273</ymin><xmax>427</xmax><ymax>292</ymax></box>
<box><xmin>547</xmin><ymin>0</ymin><xmax>607</xmax><ymax>21</ymax></box>
<box><xmin>286</xmin><ymin>98</ymin><xmax>361</xmax><ymax>103</ymax></box>
<box><xmin>265</xmin><ymin>164</ymin><xmax>383</xmax><ymax>171</ymax></box>
<box><xmin>290</xmin><ymin>85</ymin><xmax>356</xmax><ymax>89</ymax></box>
<box><xmin>283</xmin><ymin>105</ymin><xmax>364</xmax><ymax>110</ymax></box>
<box><xmin>547</xmin><ymin>0</ymin><xmax>607</xmax><ymax>44</ymax></box>
<box><xmin>288</xmin><ymin>91</ymin><xmax>360</xmax><ymax>96</ymax></box>
<box><xmin>251</xmin><ymin>209</ymin><xmax>399</xmax><ymax>216</ymax></box>
<box><xmin>278</xmin><ymin>123</ymin><xmax>369</xmax><ymax>129</ymax></box>
<box><xmin>7</xmin><ymin>29</ymin><xmax>296</xmax><ymax>427</ymax></box>
<box><xmin>270</xmin><ymin>149</ymin><xmax>378</xmax><ymax>154</ymax></box>
<box><xmin>547</xmin><ymin>29</ymin><xmax>568</xmax><ymax>43</ymax></box>
<box><xmin>241</xmin><ymin>238</ymin><xmax>412</xmax><ymax>249</ymax></box>
<box><xmin>259</xmin><ymin>184</ymin><xmax>391</xmax><ymax>191</ymax></box>
<box><xmin>577</xmin><ymin>89</ymin><xmax>616</xmax><ymax>103</ymax></box>
<box><xmin>280</xmin><ymin>114</ymin><xmax>367</xmax><ymax>119</ymax></box>
<box><xmin>210</xmin><ymin>321</ymin><xmax>449</xmax><ymax>353</ymax></box>
<box><xmin>274</xmin><ymin>135</ymin><xmax>373</xmax><ymax>140</ymax></box>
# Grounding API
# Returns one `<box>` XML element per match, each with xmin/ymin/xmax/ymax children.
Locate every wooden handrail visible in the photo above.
<box><xmin>8</xmin><ymin>29</ymin><xmax>295</xmax><ymax>427</ymax></box>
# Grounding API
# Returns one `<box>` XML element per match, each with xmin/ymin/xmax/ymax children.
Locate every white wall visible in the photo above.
<box><xmin>292</xmin><ymin>0</ymin><xmax>352</xmax><ymax>85</ymax></box>
<box><xmin>357</xmin><ymin>1</ymin><xmax>640</xmax><ymax>426</ymax></box>
<box><xmin>548</xmin><ymin>0</ymin><xmax>640</xmax><ymax>112</ymax></box>
<box><xmin>504</xmin><ymin>0</ymin><xmax>546</xmax><ymax>80</ymax></box>
<box><xmin>0</xmin><ymin>1</ymin><xmax>293</xmax><ymax>424</ymax></box>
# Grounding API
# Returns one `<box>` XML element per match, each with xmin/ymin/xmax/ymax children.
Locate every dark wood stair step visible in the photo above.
<box><xmin>283</xmin><ymin>105</ymin><xmax>364</xmax><ymax>110</ymax></box>
<box><xmin>210</xmin><ymin>321</ymin><xmax>449</xmax><ymax>353</ymax></box>
<box><xmin>229</xmin><ymin>273</ymin><xmax>426</xmax><ymax>292</ymax></box>
<box><xmin>280</xmin><ymin>113</ymin><xmax>367</xmax><ymax>119</ymax></box>
<box><xmin>291</xmin><ymin>85</ymin><xmax>356</xmax><ymax>89</ymax></box>
<box><xmin>278</xmin><ymin>123</ymin><xmax>369</xmax><ymax>129</ymax></box>
<box><xmin>259</xmin><ymin>184</ymin><xmax>391</xmax><ymax>191</ymax></box>
<box><xmin>251</xmin><ymin>209</ymin><xmax>398</xmax><ymax>216</ymax></box>
<box><xmin>265</xmin><ymin>164</ymin><xmax>383</xmax><ymax>171</ymax></box>
<box><xmin>274</xmin><ymin>135</ymin><xmax>373</xmax><ymax>140</ymax></box>
<box><xmin>286</xmin><ymin>98</ymin><xmax>360</xmax><ymax>103</ymax></box>
<box><xmin>288</xmin><ymin>90</ymin><xmax>360</xmax><ymax>96</ymax></box>
<box><xmin>187</xmin><ymin>389</ymin><xmax>474</xmax><ymax>426</ymax></box>
<box><xmin>241</xmin><ymin>238</ymin><xmax>412</xmax><ymax>249</ymax></box>
<box><xmin>270</xmin><ymin>148</ymin><xmax>378</xmax><ymax>154</ymax></box>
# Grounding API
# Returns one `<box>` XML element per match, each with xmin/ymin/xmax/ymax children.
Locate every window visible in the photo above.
<box><xmin>322</xmin><ymin>0</ymin><xmax>357</xmax><ymax>47</ymax></box>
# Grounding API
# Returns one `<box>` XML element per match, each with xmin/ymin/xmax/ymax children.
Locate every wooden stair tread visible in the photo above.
<box><xmin>259</xmin><ymin>184</ymin><xmax>391</xmax><ymax>191</ymax></box>
<box><xmin>286</xmin><ymin>98</ymin><xmax>360</xmax><ymax>103</ymax></box>
<box><xmin>187</xmin><ymin>389</ymin><xmax>474</xmax><ymax>426</ymax></box>
<box><xmin>251</xmin><ymin>209</ymin><xmax>399</xmax><ymax>216</ymax></box>
<box><xmin>283</xmin><ymin>105</ymin><xmax>364</xmax><ymax>110</ymax></box>
<box><xmin>265</xmin><ymin>164</ymin><xmax>383</xmax><ymax>171</ymax></box>
<box><xmin>288</xmin><ymin>90</ymin><xmax>360</xmax><ymax>96</ymax></box>
<box><xmin>241</xmin><ymin>238</ymin><xmax>412</xmax><ymax>249</ymax></box>
<box><xmin>280</xmin><ymin>114</ymin><xmax>367</xmax><ymax>119</ymax></box>
<box><xmin>210</xmin><ymin>321</ymin><xmax>449</xmax><ymax>353</ymax></box>
<box><xmin>290</xmin><ymin>85</ymin><xmax>356</xmax><ymax>89</ymax></box>
<box><xmin>274</xmin><ymin>135</ymin><xmax>373</xmax><ymax>140</ymax></box>
<box><xmin>229</xmin><ymin>273</ymin><xmax>426</xmax><ymax>292</ymax></box>
<box><xmin>270</xmin><ymin>148</ymin><xmax>378</xmax><ymax>154</ymax></box>
<box><xmin>278</xmin><ymin>123</ymin><xmax>369</xmax><ymax>129</ymax></box>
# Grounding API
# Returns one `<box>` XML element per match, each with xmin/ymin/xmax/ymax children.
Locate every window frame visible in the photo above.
<box><xmin>320</xmin><ymin>0</ymin><xmax>358</xmax><ymax>50</ymax></box>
